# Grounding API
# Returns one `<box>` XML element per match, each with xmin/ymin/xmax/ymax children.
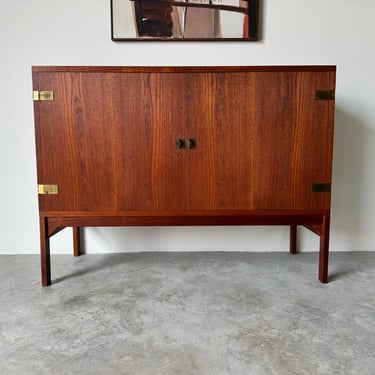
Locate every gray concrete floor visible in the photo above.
<box><xmin>0</xmin><ymin>252</ymin><xmax>374</xmax><ymax>375</ymax></box>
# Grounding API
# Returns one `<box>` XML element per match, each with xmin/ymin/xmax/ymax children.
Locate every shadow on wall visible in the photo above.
<box><xmin>331</xmin><ymin>108</ymin><xmax>371</xmax><ymax>246</ymax></box>
<box><xmin>78</xmin><ymin>225</ymin><xmax>291</xmax><ymax>254</ymax></box>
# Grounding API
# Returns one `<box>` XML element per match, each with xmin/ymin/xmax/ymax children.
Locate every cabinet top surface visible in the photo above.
<box><xmin>32</xmin><ymin>65</ymin><xmax>336</xmax><ymax>73</ymax></box>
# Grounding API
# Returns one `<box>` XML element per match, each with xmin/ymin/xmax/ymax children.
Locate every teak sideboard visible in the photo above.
<box><xmin>32</xmin><ymin>66</ymin><xmax>336</xmax><ymax>286</ymax></box>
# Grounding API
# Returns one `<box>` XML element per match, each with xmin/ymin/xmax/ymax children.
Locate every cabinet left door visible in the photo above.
<box><xmin>34</xmin><ymin>71</ymin><xmax>186</xmax><ymax>212</ymax></box>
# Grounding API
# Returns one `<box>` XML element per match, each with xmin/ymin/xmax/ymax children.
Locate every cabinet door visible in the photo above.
<box><xmin>34</xmin><ymin>71</ymin><xmax>187</xmax><ymax>212</ymax></box>
<box><xmin>180</xmin><ymin>70</ymin><xmax>334</xmax><ymax>211</ymax></box>
<box><xmin>182</xmin><ymin>72</ymin><xmax>255</xmax><ymax>210</ymax></box>
<box><xmin>35</xmin><ymin>72</ymin><xmax>118</xmax><ymax>212</ymax></box>
<box><xmin>112</xmin><ymin>72</ymin><xmax>187</xmax><ymax>211</ymax></box>
<box><xmin>251</xmin><ymin>71</ymin><xmax>335</xmax><ymax>210</ymax></box>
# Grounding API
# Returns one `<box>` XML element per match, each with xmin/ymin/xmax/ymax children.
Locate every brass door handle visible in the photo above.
<box><xmin>176</xmin><ymin>138</ymin><xmax>195</xmax><ymax>149</ymax></box>
<box><xmin>176</xmin><ymin>139</ymin><xmax>185</xmax><ymax>149</ymax></box>
<box><xmin>186</xmin><ymin>138</ymin><xmax>195</xmax><ymax>149</ymax></box>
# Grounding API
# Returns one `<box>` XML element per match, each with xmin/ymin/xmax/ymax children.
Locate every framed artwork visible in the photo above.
<box><xmin>111</xmin><ymin>0</ymin><xmax>259</xmax><ymax>41</ymax></box>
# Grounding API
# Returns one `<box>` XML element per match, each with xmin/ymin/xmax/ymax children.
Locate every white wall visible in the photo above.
<box><xmin>1</xmin><ymin>0</ymin><xmax>374</xmax><ymax>254</ymax></box>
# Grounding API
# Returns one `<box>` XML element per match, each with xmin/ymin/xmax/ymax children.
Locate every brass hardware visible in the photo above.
<box><xmin>186</xmin><ymin>138</ymin><xmax>196</xmax><ymax>149</ymax></box>
<box><xmin>176</xmin><ymin>138</ymin><xmax>195</xmax><ymax>149</ymax></box>
<box><xmin>312</xmin><ymin>183</ymin><xmax>331</xmax><ymax>193</ymax></box>
<box><xmin>315</xmin><ymin>90</ymin><xmax>335</xmax><ymax>100</ymax></box>
<box><xmin>33</xmin><ymin>90</ymin><xmax>54</xmax><ymax>101</ymax></box>
<box><xmin>176</xmin><ymin>139</ymin><xmax>185</xmax><ymax>149</ymax></box>
<box><xmin>38</xmin><ymin>184</ymin><xmax>58</xmax><ymax>195</ymax></box>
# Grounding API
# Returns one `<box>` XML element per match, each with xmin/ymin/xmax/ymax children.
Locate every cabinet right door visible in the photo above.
<box><xmin>250</xmin><ymin>71</ymin><xmax>335</xmax><ymax>210</ymax></box>
<box><xmin>183</xmin><ymin>70</ymin><xmax>335</xmax><ymax>211</ymax></box>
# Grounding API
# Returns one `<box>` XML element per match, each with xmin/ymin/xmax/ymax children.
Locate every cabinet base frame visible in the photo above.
<box><xmin>39</xmin><ymin>211</ymin><xmax>330</xmax><ymax>286</ymax></box>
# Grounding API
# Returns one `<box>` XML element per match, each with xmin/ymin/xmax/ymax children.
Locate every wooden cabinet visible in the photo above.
<box><xmin>32</xmin><ymin>66</ymin><xmax>336</xmax><ymax>286</ymax></box>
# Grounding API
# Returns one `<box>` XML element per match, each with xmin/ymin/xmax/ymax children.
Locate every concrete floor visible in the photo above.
<box><xmin>0</xmin><ymin>252</ymin><xmax>374</xmax><ymax>375</ymax></box>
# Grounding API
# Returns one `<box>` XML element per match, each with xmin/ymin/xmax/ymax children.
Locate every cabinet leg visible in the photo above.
<box><xmin>290</xmin><ymin>225</ymin><xmax>297</xmax><ymax>254</ymax></box>
<box><xmin>319</xmin><ymin>215</ymin><xmax>330</xmax><ymax>283</ymax></box>
<box><xmin>40</xmin><ymin>217</ymin><xmax>51</xmax><ymax>286</ymax></box>
<box><xmin>73</xmin><ymin>227</ymin><xmax>81</xmax><ymax>257</ymax></box>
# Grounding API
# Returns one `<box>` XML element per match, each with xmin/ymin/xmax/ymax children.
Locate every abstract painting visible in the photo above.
<box><xmin>111</xmin><ymin>0</ymin><xmax>259</xmax><ymax>40</ymax></box>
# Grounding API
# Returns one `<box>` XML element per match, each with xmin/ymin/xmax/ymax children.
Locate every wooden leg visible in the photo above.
<box><xmin>290</xmin><ymin>224</ymin><xmax>297</xmax><ymax>254</ymax></box>
<box><xmin>319</xmin><ymin>215</ymin><xmax>330</xmax><ymax>283</ymax></box>
<box><xmin>73</xmin><ymin>227</ymin><xmax>81</xmax><ymax>257</ymax></box>
<box><xmin>40</xmin><ymin>217</ymin><xmax>51</xmax><ymax>286</ymax></box>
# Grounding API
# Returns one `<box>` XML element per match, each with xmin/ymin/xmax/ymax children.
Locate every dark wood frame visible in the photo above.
<box><xmin>39</xmin><ymin>212</ymin><xmax>330</xmax><ymax>286</ymax></box>
<box><xmin>110</xmin><ymin>0</ymin><xmax>260</xmax><ymax>41</ymax></box>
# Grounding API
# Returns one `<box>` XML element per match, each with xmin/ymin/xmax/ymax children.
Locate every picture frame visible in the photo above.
<box><xmin>111</xmin><ymin>0</ymin><xmax>259</xmax><ymax>41</ymax></box>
